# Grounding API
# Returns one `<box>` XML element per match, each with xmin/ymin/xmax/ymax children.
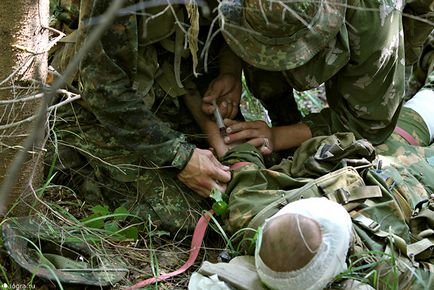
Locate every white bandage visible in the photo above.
<box><xmin>255</xmin><ymin>197</ymin><xmax>352</xmax><ymax>290</ymax></box>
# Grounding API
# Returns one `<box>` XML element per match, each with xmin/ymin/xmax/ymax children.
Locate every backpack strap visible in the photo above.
<box><xmin>351</xmin><ymin>211</ymin><xmax>381</xmax><ymax>232</ymax></box>
<box><xmin>326</xmin><ymin>185</ymin><xmax>382</xmax><ymax>204</ymax></box>
<box><xmin>407</xmin><ymin>238</ymin><xmax>434</xmax><ymax>261</ymax></box>
<box><xmin>246</xmin><ymin>167</ymin><xmax>382</xmax><ymax>241</ymax></box>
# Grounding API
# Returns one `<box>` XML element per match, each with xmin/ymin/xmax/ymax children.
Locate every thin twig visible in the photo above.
<box><xmin>9</xmin><ymin>26</ymin><xmax>65</xmax><ymax>56</ymax></box>
<box><xmin>0</xmin><ymin>89</ymin><xmax>73</xmax><ymax>105</ymax></box>
<box><xmin>0</xmin><ymin>86</ymin><xmax>36</xmax><ymax>91</ymax></box>
<box><xmin>44</xmin><ymin>25</ymin><xmax>66</xmax><ymax>51</ymax></box>
<box><xmin>0</xmin><ymin>93</ymin><xmax>80</xmax><ymax>131</ymax></box>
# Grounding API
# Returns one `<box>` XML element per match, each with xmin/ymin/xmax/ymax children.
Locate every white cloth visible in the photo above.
<box><xmin>255</xmin><ymin>197</ymin><xmax>352</xmax><ymax>290</ymax></box>
<box><xmin>404</xmin><ymin>88</ymin><xmax>434</xmax><ymax>143</ymax></box>
<box><xmin>188</xmin><ymin>272</ymin><xmax>234</xmax><ymax>290</ymax></box>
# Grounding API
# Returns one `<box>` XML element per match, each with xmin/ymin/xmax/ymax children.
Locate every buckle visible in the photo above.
<box><xmin>328</xmin><ymin>188</ymin><xmax>350</xmax><ymax>204</ymax></box>
<box><xmin>352</xmin><ymin>213</ymin><xmax>381</xmax><ymax>232</ymax></box>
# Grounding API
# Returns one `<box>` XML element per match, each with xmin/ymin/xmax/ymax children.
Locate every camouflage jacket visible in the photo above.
<box><xmin>50</xmin><ymin>0</ymin><xmax>217</xmax><ymax>172</ymax></box>
<box><xmin>285</xmin><ymin>0</ymin><xmax>434</xmax><ymax>145</ymax></box>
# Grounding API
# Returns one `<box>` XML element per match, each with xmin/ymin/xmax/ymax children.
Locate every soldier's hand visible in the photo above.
<box><xmin>202</xmin><ymin>73</ymin><xmax>242</xmax><ymax>119</ymax></box>
<box><xmin>178</xmin><ymin>148</ymin><xmax>231</xmax><ymax>198</ymax></box>
<box><xmin>224</xmin><ymin>119</ymin><xmax>274</xmax><ymax>155</ymax></box>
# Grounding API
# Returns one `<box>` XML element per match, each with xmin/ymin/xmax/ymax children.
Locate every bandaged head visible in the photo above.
<box><xmin>255</xmin><ymin>197</ymin><xmax>352</xmax><ymax>290</ymax></box>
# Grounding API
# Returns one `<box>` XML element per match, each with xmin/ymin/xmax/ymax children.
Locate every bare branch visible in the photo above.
<box><xmin>0</xmin><ymin>55</ymin><xmax>35</xmax><ymax>87</ymax></box>
<box><xmin>0</xmin><ymin>0</ymin><xmax>128</xmax><ymax>216</ymax></box>
<box><xmin>0</xmin><ymin>88</ymin><xmax>73</xmax><ymax>104</ymax></box>
<box><xmin>0</xmin><ymin>93</ymin><xmax>80</xmax><ymax>131</ymax></box>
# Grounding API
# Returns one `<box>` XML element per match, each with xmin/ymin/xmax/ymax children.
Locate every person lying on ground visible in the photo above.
<box><xmin>189</xmin><ymin>88</ymin><xmax>434</xmax><ymax>290</ymax></box>
<box><xmin>186</xmin><ymin>31</ymin><xmax>434</xmax><ymax>290</ymax></box>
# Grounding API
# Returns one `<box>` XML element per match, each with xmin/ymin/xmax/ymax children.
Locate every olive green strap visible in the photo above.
<box><xmin>407</xmin><ymin>238</ymin><xmax>434</xmax><ymax>261</ymax></box>
<box><xmin>352</xmin><ymin>211</ymin><xmax>434</xmax><ymax>262</ymax></box>
<box><xmin>326</xmin><ymin>185</ymin><xmax>382</xmax><ymax>204</ymax></box>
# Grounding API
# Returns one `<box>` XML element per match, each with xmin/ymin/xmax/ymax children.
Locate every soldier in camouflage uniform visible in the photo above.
<box><xmin>201</xmin><ymin>0</ymin><xmax>434</xmax><ymax>157</ymax></box>
<box><xmin>48</xmin><ymin>0</ymin><xmax>232</xmax><ymax>233</ymax></box>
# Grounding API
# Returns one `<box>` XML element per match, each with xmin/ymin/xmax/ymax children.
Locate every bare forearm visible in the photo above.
<box><xmin>183</xmin><ymin>92</ymin><xmax>229</xmax><ymax>157</ymax></box>
<box><xmin>271</xmin><ymin>123</ymin><xmax>312</xmax><ymax>151</ymax></box>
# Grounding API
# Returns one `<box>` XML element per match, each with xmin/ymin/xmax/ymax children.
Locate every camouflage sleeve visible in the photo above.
<box><xmin>77</xmin><ymin>0</ymin><xmax>194</xmax><ymax>170</ymax></box>
<box><xmin>409</xmin><ymin>31</ymin><xmax>434</xmax><ymax>94</ymax></box>
<box><xmin>302</xmin><ymin>1</ymin><xmax>405</xmax><ymax>145</ymax></box>
<box><xmin>403</xmin><ymin>0</ymin><xmax>434</xmax><ymax>65</ymax></box>
<box><xmin>423</xmin><ymin>35</ymin><xmax>434</xmax><ymax>91</ymax></box>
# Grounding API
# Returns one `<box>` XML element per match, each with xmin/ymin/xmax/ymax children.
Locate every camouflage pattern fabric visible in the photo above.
<box><xmin>224</xmin><ymin>0</ymin><xmax>434</xmax><ymax>145</ymax></box>
<box><xmin>219</xmin><ymin>127</ymin><xmax>434</xmax><ymax>288</ymax></box>
<box><xmin>220</xmin><ymin>137</ymin><xmax>376</xmax><ymax>233</ymax></box>
<box><xmin>50</xmin><ymin>0</ymin><xmax>80</xmax><ymax>31</ymax></box>
<box><xmin>403</xmin><ymin>0</ymin><xmax>434</xmax><ymax>67</ymax></box>
<box><xmin>218</xmin><ymin>33</ymin><xmax>434</xmax><ymax>287</ymax></box>
<box><xmin>48</xmin><ymin>0</ymin><xmax>220</xmax><ymax>232</ymax></box>
<box><xmin>407</xmin><ymin>29</ymin><xmax>434</xmax><ymax>99</ymax></box>
<box><xmin>219</xmin><ymin>0</ymin><xmax>346</xmax><ymax>71</ymax></box>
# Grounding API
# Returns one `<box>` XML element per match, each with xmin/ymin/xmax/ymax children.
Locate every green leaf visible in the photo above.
<box><xmin>113</xmin><ymin>206</ymin><xmax>129</xmax><ymax>221</ymax></box>
<box><xmin>119</xmin><ymin>227</ymin><xmax>139</xmax><ymax>240</ymax></box>
<box><xmin>210</xmin><ymin>188</ymin><xmax>223</xmax><ymax>202</ymax></box>
<box><xmin>210</xmin><ymin>188</ymin><xmax>228</xmax><ymax>216</ymax></box>
<box><xmin>90</xmin><ymin>205</ymin><xmax>110</xmax><ymax>216</ymax></box>
<box><xmin>80</xmin><ymin>214</ymin><xmax>105</xmax><ymax>229</ymax></box>
<box><xmin>212</xmin><ymin>200</ymin><xmax>228</xmax><ymax>216</ymax></box>
<box><xmin>104</xmin><ymin>222</ymin><xmax>119</xmax><ymax>234</ymax></box>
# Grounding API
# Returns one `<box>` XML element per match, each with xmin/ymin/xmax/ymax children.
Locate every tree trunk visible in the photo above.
<box><xmin>0</xmin><ymin>0</ymin><xmax>49</xmax><ymax>216</ymax></box>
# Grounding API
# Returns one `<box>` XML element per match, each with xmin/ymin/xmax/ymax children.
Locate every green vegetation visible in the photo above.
<box><xmin>240</xmin><ymin>74</ymin><xmax>327</xmax><ymax>123</ymax></box>
<box><xmin>80</xmin><ymin>205</ymin><xmax>140</xmax><ymax>241</ymax></box>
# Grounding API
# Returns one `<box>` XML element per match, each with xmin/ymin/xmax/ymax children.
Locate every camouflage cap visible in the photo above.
<box><xmin>2</xmin><ymin>217</ymin><xmax>128</xmax><ymax>286</ymax></box>
<box><xmin>218</xmin><ymin>0</ymin><xmax>347</xmax><ymax>71</ymax></box>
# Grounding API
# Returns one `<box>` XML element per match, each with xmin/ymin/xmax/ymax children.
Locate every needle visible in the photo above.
<box><xmin>212</xmin><ymin>99</ymin><xmax>227</xmax><ymax>137</ymax></box>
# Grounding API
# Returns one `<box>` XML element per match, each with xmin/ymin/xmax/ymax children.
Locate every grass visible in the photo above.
<box><xmin>0</xmin><ymin>195</ymin><xmax>207</xmax><ymax>289</ymax></box>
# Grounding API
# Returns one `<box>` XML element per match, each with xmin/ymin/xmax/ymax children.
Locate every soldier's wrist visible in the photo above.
<box><xmin>171</xmin><ymin>142</ymin><xmax>196</xmax><ymax>171</ymax></box>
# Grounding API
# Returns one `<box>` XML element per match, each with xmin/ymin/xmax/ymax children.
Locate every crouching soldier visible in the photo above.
<box><xmin>47</xmin><ymin>0</ymin><xmax>231</xmax><ymax>233</ymax></box>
